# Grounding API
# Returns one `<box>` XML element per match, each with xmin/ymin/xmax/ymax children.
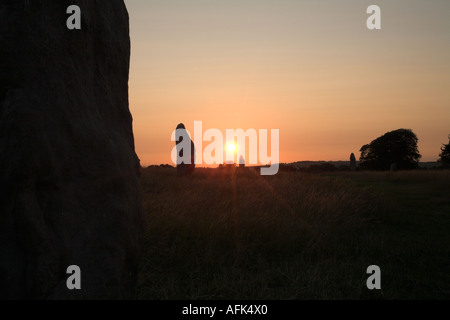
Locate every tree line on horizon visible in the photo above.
<box><xmin>280</xmin><ymin>128</ymin><xmax>449</xmax><ymax>173</ymax></box>
<box><xmin>148</xmin><ymin>129</ymin><xmax>450</xmax><ymax>172</ymax></box>
<box><xmin>358</xmin><ymin>128</ymin><xmax>449</xmax><ymax>171</ymax></box>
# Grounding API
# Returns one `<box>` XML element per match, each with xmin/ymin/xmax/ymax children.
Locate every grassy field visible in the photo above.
<box><xmin>136</xmin><ymin>167</ymin><xmax>450</xmax><ymax>299</ymax></box>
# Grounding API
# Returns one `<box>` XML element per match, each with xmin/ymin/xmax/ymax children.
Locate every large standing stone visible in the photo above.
<box><xmin>0</xmin><ymin>1</ymin><xmax>144</xmax><ymax>299</ymax></box>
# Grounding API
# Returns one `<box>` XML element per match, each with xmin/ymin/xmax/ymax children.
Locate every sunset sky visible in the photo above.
<box><xmin>125</xmin><ymin>0</ymin><xmax>450</xmax><ymax>166</ymax></box>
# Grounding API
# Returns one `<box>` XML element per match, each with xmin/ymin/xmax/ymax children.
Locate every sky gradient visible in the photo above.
<box><xmin>125</xmin><ymin>0</ymin><xmax>450</xmax><ymax>166</ymax></box>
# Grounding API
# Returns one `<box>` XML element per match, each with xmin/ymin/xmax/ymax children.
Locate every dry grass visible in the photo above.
<box><xmin>136</xmin><ymin>167</ymin><xmax>450</xmax><ymax>299</ymax></box>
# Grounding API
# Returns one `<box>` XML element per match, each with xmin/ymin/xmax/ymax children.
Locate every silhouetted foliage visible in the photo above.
<box><xmin>359</xmin><ymin>129</ymin><xmax>421</xmax><ymax>170</ymax></box>
<box><xmin>439</xmin><ymin>135</ymin><xmax>450</xmax><ymax>169</ymax></box>
<box><xmin>147</xmin><ymin>164</ymin><xmax>175</xmax><ymax>169</ymax></box>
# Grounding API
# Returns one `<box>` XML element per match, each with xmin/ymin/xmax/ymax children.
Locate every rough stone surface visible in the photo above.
<box><xmin>0</xmin><ymin>1</ymin><xmax>144</xmax><ymax>299</ymax></box>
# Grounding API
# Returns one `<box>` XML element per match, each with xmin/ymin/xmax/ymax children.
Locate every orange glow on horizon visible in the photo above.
<box><xmin>126</xmin><ymin>1</ymin><xmax>450</xmax><ymax>166</ymax></box>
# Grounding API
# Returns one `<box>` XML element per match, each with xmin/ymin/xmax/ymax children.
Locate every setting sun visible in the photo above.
<box><xmin>227</xmin><ymin>143</ymin><xmax>237</xmax><ymax>153</ymax></box>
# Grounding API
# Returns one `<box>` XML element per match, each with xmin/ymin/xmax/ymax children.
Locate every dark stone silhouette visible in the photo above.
<box><xmin>175</xmin><ymin>123</ymin><xmax>195</xmax><ymax>176</ymax></box>
<box><xmin>239</xmin><ymin>155</ymin><xmax>245</xmax><ymax>168</ymax></box>
<box><xmin>359</xmin><ymin>129</ymin><xmax>421</xmax><ymax>170</ymax></box>
<box><xmin>0</xmin><ymin>1</ymin><xmax>144</xmax><ymax>299</ymax></box>
<box><xmin>350</xmin><ymin>153</ymin><xmax>357</xmax><ymax>171</ymax></box>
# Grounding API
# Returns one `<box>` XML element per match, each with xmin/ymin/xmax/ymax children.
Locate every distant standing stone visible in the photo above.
<box><xmin>175</xmin><ymin>123</ymin><xmax>195</xmax><ymax>176</ymax></box>
<box><xmin>239</xmin><ymin>155</ymin><xmax>245</xmax><ymax>168</ymax></box>
<box><xmin>350</xmin><ymin>153</ymin><xmax>357</xmax><ymax>171</ymax></box>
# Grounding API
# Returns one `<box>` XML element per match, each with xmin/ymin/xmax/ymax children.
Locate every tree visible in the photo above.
<box><xmin>359</xmin><ymin>129</ymin><xmax>421</xmax><ymax>170</ymax></box>
<box><xmin>439</xmin><ymin>135</ymin><xmax>450</xmax><ymax>168</ymax></box>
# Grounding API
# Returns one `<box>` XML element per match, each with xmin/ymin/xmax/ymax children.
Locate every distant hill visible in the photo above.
<box><xmin>148</xmin><ymin>161</ymin><xmax>443</xmax><ymax>171</ymax></box>
<box><xmin>418</xmin><ymin>161</ymin><xmax>441</xmax><ymax>169</ymax></box>
<box><xmin>285</xmin><ymin>160</ymin><xmax>441</xmax><ymax>170</ymax></box>
<box><xmin>289</xmin><ymin>161</ymin><xmax>355</xmax><ymax>168</ymax></box>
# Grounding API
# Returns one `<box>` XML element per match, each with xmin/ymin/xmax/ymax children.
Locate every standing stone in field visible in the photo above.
<box><xmin>350</xmin><ymin>153</ymin><xmax>357</xmax><ymax>171</ymax></box>
<box><xmin>0</xmin><ymin>1</ymin><xmax>144</xmax><ymax>299</ymax></box>
<box><xmin>239</xmin><ymin>155</ymin><xmax>245</xmax><ymax>168</ymax></box>
<box><xmin>175</xmin><ymin>123</ymin><xmax>195</xmax><ymax>176</ymax></box>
